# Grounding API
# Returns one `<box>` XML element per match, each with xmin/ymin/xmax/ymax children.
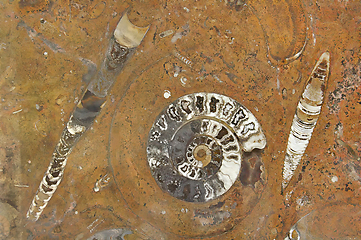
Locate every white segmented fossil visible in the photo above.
<box><xmin>281</xmin><ymin>52</ymin><xmax>330</xmax><ymax>192</ymax></box>
<box><xmin>159</xmin><ymin>29</ymin><xmax>174</xmax><ymax>38</ymax></box>
<box><xmin>27</xmin><ymin>124</ymin><xmax>82</xmax><ymax>221</ymax></box>
<box><xmin>26</xmin><ymin>13</ymin><xmax>149</xmax><ymax>221</ymax></box>
<box><xmin>172</xmin><ymin>50</ymin><xmax>193</xmax><ymax>67</ymax></box>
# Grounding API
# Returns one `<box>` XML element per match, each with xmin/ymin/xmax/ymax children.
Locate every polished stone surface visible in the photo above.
<box><xmin>0</xmin><ymin>0</ymin><xmax>360</xmax><ymax>239</ymax></box>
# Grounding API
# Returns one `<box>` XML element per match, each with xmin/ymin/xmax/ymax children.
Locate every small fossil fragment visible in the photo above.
<box><xmin>159</xmin><ymin>29</ymin><xmax>174</xmax><ymax>38</ymax></box>
<box><xmin>26</xmin><ymin>13</ymin><xmax>149</xmax><ymax>221</ymax></box>
<box><xmin>172</xmin><ymin>50</ymin><xmax>193</xmax><ymax>67</ymax></box>
<box><xmin>93</xmin><ymin>174</ymin><xmax>111</xmax><ymax>192</ymax></box>
<box><xmin>284</xmin><ymin>203</ymin><xmax>361</xmax><ymax>239</ymax></box>
<box><xmin>86</xmin><ymin>228</ymin><xmax>132</xmax><ymax>240</ymax></box>
<box><xmin>281</xmin><ymin>52</ymin><xmax>330</xmax><ymax>193</ymax></box>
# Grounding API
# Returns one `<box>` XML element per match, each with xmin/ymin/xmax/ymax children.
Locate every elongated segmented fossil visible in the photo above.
<box><xmin>281</xmin><ymin>52</ymin><xmax>330</xmax><ymax>193</ymax></box>
<box><xmin>172</xmin><ymin>50</ymin><xmax>193</xmax><ymax>67</ymax></box>
<box><xmin>26</xmin><ymin>13</ymin><xmax>149</xmax><ymax>221</ymax></box>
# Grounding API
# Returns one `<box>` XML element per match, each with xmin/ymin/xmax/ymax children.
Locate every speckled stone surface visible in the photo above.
<box><xmin>0</xmin><ymin>0</ymin><xmax>360</xmax><ymax>239</ymax></box>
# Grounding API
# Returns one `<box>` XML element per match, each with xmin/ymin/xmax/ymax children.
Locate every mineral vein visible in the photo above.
<box><xmin>26</xmin><ymin>13</ymin><xmax>149</xmax><ymax>221</ymax></box>
<box><xmin>281</xmin><ymin>52</ymin><xmax>330</xmax><ymax>193</ymax></box>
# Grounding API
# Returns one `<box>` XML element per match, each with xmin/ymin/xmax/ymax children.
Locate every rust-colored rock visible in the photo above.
<box><xmin>0</xmin><ymin>0</ymin><xmax>360</xmax><ymax>239</ymax></box>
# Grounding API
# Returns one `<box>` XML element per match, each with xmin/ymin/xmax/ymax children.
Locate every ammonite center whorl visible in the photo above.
<box><xmin>147</xmin><ymin>93</ymin><xmax>266</xmax><ymax>202</ymax></box>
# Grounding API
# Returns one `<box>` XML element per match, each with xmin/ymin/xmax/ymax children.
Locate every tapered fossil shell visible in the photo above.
<box><xmin>281</xmin><ymin>52</ymin><xmax>330</xmax><ymax>192</ymax></box>
<box><xmin>26</xmin><ymin>13</ymin><xmax>149</xmax><ymax>221</ymax></box>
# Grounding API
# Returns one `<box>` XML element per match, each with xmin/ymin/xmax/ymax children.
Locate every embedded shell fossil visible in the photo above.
<box><xmin>147</xmin><ymin>92</ymin><xmax>267</xmax><ymax>202</ymax></box>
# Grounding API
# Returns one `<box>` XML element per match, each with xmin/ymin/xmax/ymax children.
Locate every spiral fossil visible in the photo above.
<box><xmin>147</xmin><ymin>93</ymin><xmax>266</xmax><ymax>202</ymax></box>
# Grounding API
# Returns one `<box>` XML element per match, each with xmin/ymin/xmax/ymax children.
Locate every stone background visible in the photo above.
<box><xmin>0</xmin><ymin>0</ymin><xmax>360</xmax><ymax>239</ymax></box>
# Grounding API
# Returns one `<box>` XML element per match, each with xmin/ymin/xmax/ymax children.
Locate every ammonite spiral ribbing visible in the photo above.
<box><xmin>147</xmin><ymin>93</ymin><xmax>266</xmax><ymax>202</ymax></box>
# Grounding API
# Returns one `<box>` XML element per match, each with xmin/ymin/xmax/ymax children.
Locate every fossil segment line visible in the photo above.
<box><xmin>26</xmin><ymin>13</ymin><xmax>149</xmax><ymax>221</ymax></box>
<box><xmin>281</xmin><ymin>52</ymin><xmax>330</xmax><ymax>193</ymax></box>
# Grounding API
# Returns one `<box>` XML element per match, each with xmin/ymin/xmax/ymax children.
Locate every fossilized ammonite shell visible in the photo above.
<box><xmin>147</xmin><ymin>93</ymin><xmax>266</xmax><ymax>202</ymax></box>
<box><xmin>109</xmin><ymin>56</ymin><xmax>268</xmax><ymax>237</ymax></box>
